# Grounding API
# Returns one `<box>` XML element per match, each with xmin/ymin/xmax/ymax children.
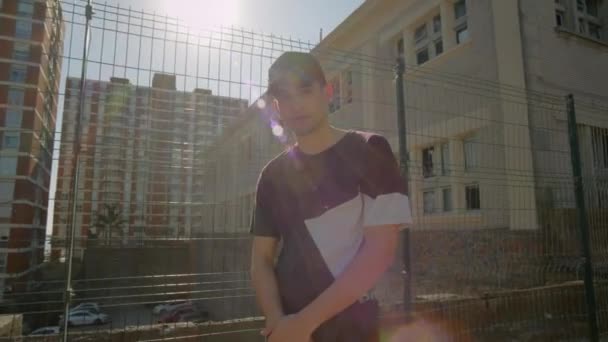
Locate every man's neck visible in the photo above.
<box><xmin>296</xmin><ymin>125</ymin><xmax>347</xmax><ymax>155</ymax></box>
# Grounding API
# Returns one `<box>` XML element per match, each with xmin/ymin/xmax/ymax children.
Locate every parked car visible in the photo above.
<box><xmin>59</xmin><ymin>310</ymin><xmax>110</xmax><ymax>327</ymax></box>
<box><xmin>60</xmin><ymin>307</ymin><xmax>101</xmax><ymax>322</ymax></box>
<box><xmin>152</xmin><ymin>301</ymin><xmax>189</xmax><ymax>315</ymax></box>
<box><xmin>30</xmin><ymin>326</ymin><xmax>60</xmax><ymax>335</ymax></box>
<box><xmin>72</xmin><ymin>302</ymin><xmax>100</xmax><ymax>312</ymax></box>
<box><xmin>157</xmin><ymin>306</ymin><xmax>196</xmax><ymax>324</ymax></box>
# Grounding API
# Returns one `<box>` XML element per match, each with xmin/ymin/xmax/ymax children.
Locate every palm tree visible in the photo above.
<box><xmin>93</xmin><ymin>204</ymin><xmax>126</xmax><ymax>246</ymax></box>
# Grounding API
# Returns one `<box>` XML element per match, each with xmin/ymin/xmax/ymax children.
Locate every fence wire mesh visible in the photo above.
<box><xmin>0</xmin><ymin>0</ymin><xmax>608</xmax><ymax>341</ymax></box>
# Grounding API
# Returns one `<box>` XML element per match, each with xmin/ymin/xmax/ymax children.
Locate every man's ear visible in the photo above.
<box><xmin>270</xmin><ymin>98</ymin><xmax>283</xmax><ymax>125</ymax></box>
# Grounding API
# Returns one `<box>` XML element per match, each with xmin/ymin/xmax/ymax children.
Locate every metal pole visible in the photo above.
<box><xmin>394</xmin><ymin>57</ymin><xmax>412</xmax><ymax>316</ymax></box>
<box><xmin>566</xmin><ymin>94</ymin><xmax>599</xmax><ymax>342</ymax></box>
<box><xmin>62</xmin><ymin>1</ymin><xmax>94</xmax><ymax>340</ymax></box>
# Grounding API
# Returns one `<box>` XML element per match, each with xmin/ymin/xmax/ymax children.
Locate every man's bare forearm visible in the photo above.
<box><xmin>297</xmin><ymin>226</ymin><xmax>399</xmax><ymax>332</ymax></box>
<box><xmin>251</xmin><ymin>262</ymin><xmax>284</xmax><ymax>323</ymax></box>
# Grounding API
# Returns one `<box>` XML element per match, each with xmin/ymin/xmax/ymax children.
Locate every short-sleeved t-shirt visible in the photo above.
<box><xmin>250</xmin><ymin>131</ymin><xmax>412</xmax><ymax>340</ymax></box>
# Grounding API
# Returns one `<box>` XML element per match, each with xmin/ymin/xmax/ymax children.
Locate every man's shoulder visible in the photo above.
<box><xmin>258</xmin><ymin>148</ymin><xmax>293</xmax><ymax>183</ymax></box>
<box><xmin>347</xmin><ymin>130</ymin><xmax>391</xmax><ymax>148</ymax></box>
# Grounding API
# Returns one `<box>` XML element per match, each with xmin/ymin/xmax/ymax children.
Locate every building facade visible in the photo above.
<box><xmin>0</xmin><ymin>0</ymin><xmax>64</xmax><ymax>296</ymax></box>
<box><xmin>314</xmin><ymin>0</ymin><xmax>608</xmax><ymax>231</ymax></box>
<box><xmin>204</xmin><ymin>0</ymin><xmax>608</xmax><ymax>234</ymax></box>
<box><xmin>53</xmin><ymin>74</ymin><xmax>247</xmax><ymax>258</ymax></box>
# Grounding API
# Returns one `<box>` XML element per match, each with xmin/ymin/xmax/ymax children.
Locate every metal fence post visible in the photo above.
<box><xmin>566</xmin><ymin>94</ymin><xmax>599</xmax><ymax>342</ymax></box>
<box><xmin>62</xmin><ymin>1</ymin><xmax>94</xmax><ymax>341</ymax></box>
<box><xmin>394</xmin><ymin>57</ymin><xmax>412</xmax><ymax>316</ymax></box>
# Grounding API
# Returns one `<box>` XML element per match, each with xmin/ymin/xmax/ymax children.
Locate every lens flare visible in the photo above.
<box><xmin>272</xmin><ymin>124</ymin><xmax>284</xmax><ymax>137</ymax></box>
<box><xmin>256</xmin><ymin>99</ymin><xmax>266</xmax><ymax>109</ymax></box>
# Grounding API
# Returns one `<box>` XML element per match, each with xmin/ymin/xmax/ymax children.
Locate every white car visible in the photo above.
<box><xmin>60</xmin><ymin>310</ymin><xmax>110</xmax><ymax>327</ymax></box>
<box><xmin>152</xmin><ymin>301</ymin><xmax>189</xmax><ymax>315</ymax></box>
<box><xmin>30</xmin><ymin>326</ymin><xmax>60</xmax><ymax>335</ymax></box>
<box><xmin>72</xmin><ymin>302</ymin><xmax>100</xmax><ymax>312</ymax></box>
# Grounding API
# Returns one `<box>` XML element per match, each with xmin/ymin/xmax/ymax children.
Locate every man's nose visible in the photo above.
<box><xmin>289</xmin><ymin>96</ymin><xmax>306</xmax><ymax>111</ymax></box>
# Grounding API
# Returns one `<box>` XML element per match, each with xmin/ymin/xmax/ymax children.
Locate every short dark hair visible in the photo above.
<box><xmin>267</xmin><ymin>52</ymin><xmax>326</xmax><ymax>97</ymax></box>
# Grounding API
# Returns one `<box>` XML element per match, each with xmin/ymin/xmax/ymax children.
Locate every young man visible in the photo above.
<box><xmin>250</xmin><ymin>52</ymin><xmax>412</xmax><ymax>342</ymax></box>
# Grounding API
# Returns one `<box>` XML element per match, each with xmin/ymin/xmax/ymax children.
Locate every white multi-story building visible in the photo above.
<box><xmin>204</xmin><ymin>0</ymin><xmax>608</xmax><ymax>234</ymax></box>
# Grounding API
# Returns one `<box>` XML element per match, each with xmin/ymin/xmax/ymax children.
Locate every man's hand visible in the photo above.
<box><xmin>260</xmin><ymin>314</ymin><xmax>283</xmax><ymax>337</ymax></box>
<box><xmin>267</xmin><ymin>314</ymin><xmax>314</xmax><ymax>342</ymax></box>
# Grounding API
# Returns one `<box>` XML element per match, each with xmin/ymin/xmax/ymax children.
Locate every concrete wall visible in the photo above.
<box><xmin>0</xmin><ymin>314</ymin><xmax>22</xmax><ymax>338</ymax></box>
<box><xmin>518</xmin><ymin>0</ymin><xmax>608</xmax><ymax>214</ymax></box>
<box><xmin>519</xmin><ymin>0</ymin><xmax>608</xmax><ymax>101</ymax></box>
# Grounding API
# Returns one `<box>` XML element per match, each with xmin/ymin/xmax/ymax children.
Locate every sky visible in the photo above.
<box><xmin>46</xmin><ymin>0</ymin><xmax>365</xmax><ymax>235</ymax></box>
<box><xmin>142</xmin><ymin>0</ymin><xmax>362</xmax><ymax>42</ymax></box>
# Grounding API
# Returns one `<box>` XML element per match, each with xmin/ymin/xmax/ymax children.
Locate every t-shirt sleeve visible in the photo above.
<box><xmin>250</xmin><ymin>171</ymin><xmax>280</xmax><ymax>238</ymax></box>
<box><xmin>360</xmin><ymin>135</ymin><xmax>413</xmax><ymax>228</ymax></box>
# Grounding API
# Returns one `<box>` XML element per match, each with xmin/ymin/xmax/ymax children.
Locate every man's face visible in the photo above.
<box><xmin>270</xmin><ymin>72</ymin><xmax>329</xmax><ymax>137</ymax></box>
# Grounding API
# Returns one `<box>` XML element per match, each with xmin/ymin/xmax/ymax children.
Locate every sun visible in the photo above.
<box><xmin>165</xmin><ymin>0</ymin><xmax>240</xmax><ymax>29</ymax></box>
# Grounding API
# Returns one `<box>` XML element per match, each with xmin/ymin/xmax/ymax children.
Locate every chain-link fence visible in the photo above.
<box><xmin>1</xmin><ymin>0</ymin><xmax>608</xmax><ymax>341</ymax></box>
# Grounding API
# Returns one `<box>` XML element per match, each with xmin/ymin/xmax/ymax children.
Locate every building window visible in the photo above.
<box><xmin>0</xmin><ymin>253</ymin><xmax>6</xmax><ymax>271</ymax></box>
<box><xmin>454</xmin><ymin>0</ymin><xmax>469</xmax><ymax>44</ymax></box>
<box><xmin>9</xmin><ymin>64</ymin><xmax>27</xmax><ymax>83</ymax></box>
<box><xmin>422</xmin><ymin>147</ymin><xmax>434</xmax><ymax>178</ymax></box>
<box><xmin>556</xmin><ymin>9</ymin><xmax>565</xmax><ymax>27</ymax></box>
<box><xmin>328</xmin><ymin>76</ymin><xmax>341</xmax><ymax>113</ymax></box>
<box><xmin>0</xmin><ymin>183</ymin><xmax>15</xmax><ymax>220</ymax></box>
<box><xmin>416</xmin><ymin>47</ymin><xmax>429</xmax><ymax>65</ymax></box>
<box><xmin>573</xmin><ymin>0</ymin><xmax>602</xmax><ymax>40</ymax></box>
<box><xmin>17</xmin><ymin>1</ymin><xmax>35</xmax><ymax>17</ymax></box>
<box><xmin>583</xmin><ymin>0</ymin><xmax>598</xmax><ymax>16</ymax></box>
<box><xmin>414</xmin><ymin>23</ymin><xmax>428</xmax><ymax>42</ymax></box>
<box><xmin>464</xmin><ymin>134</ymin><xmax>479</xmax><ymax>171</ymax></box>
<box><xmin>456</xmin><ymin>24</ymin><xmax>470</xmax><ymax>44</ymax></box>
<box><xmin>0</xmin><ymin>229</ymin><xmax>8</xmax><ymax>248</ymax></box>
<box><xmin>442</xmin><ymin>188</ymin><xmax>452</xmax><ymax>212</ymax></box>
<box><xmin>0</xmin><ymin>182</ymin><xmax>15</xmax><ymax>218</ymax></box>
<box><xmin>8</xmin><ymin>88</ymin><xmax>24</xmax><ymax>106</ymax></box>
<box><xmin>0</xmin><ymin>157</ymin><xmax>17</xmax><ymax>175</ymax></box>
<box><xmin>465</xmin><ymin>184</ymin><xmax>480</xmax><ymax>210</ymax></box>
<box><xmin>414</xmin><ymin>13</ymin><xmax>442</xmax><ymax>64</ymax></box>
<box><xmin>454</xmin><ymin>0</ymin><xmax>467</xmax><ymax>19</ymax></box>
<box><xmin>441</xmin><ymin>142</ymin><xmax>449</xmax><ymax>175</ymax></box>
<box><xmin>2</xmin><ymin>132</ymin><xmax>20</xmax><ymax>150</ymax></box>
<box><xmin>5</xmin><ymin>110</ymin><xmax>22</xmax><ymax>128</ymax></box>
<box><xmin>423</xmin><ymin>190</ymin><xmax>435</xmax><ymax>214</ymax></box>
<box><xmin>577</xmin><ymin>0</ymin><xmax>585</xmax><ymax>11</ymax></box>
<box><xmin>15</xmin><ymin>20</ymin><xmax>32</xmax><ymax>39</ymax></box>
<box><xmin>588</xmin><ymin>22</ymin><xmax>601</xmax><ymax>39</ymax></box>
<box><xmin>433</xmin><ymin>15</ymin><xmax>442</xmax><ymax>33</ymax></box>
<box><xmin>13</xmin><ymin>42</ymin><xmax>29</xmax><ymax>60</ymax></box>
<box><xmin>579</xmin><ymin>18</ymin><xmax>588</xmax><ymax>34</ymax></box>
<box><xmin>434</xmin><ymin>39</ymin><xmax>444</xmax><ymax>55</ymax></box>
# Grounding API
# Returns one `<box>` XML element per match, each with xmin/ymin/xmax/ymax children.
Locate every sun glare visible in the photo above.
<box><xmin>166</xmin><ymin>0</ymin><xmax>239</xmax><ymax>29</ymax></box>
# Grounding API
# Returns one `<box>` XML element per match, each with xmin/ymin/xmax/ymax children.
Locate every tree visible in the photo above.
<box><xmin>93</xmin><ymin>204</ymin><xmax>126</xmax><ymax>246</ymax></box>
